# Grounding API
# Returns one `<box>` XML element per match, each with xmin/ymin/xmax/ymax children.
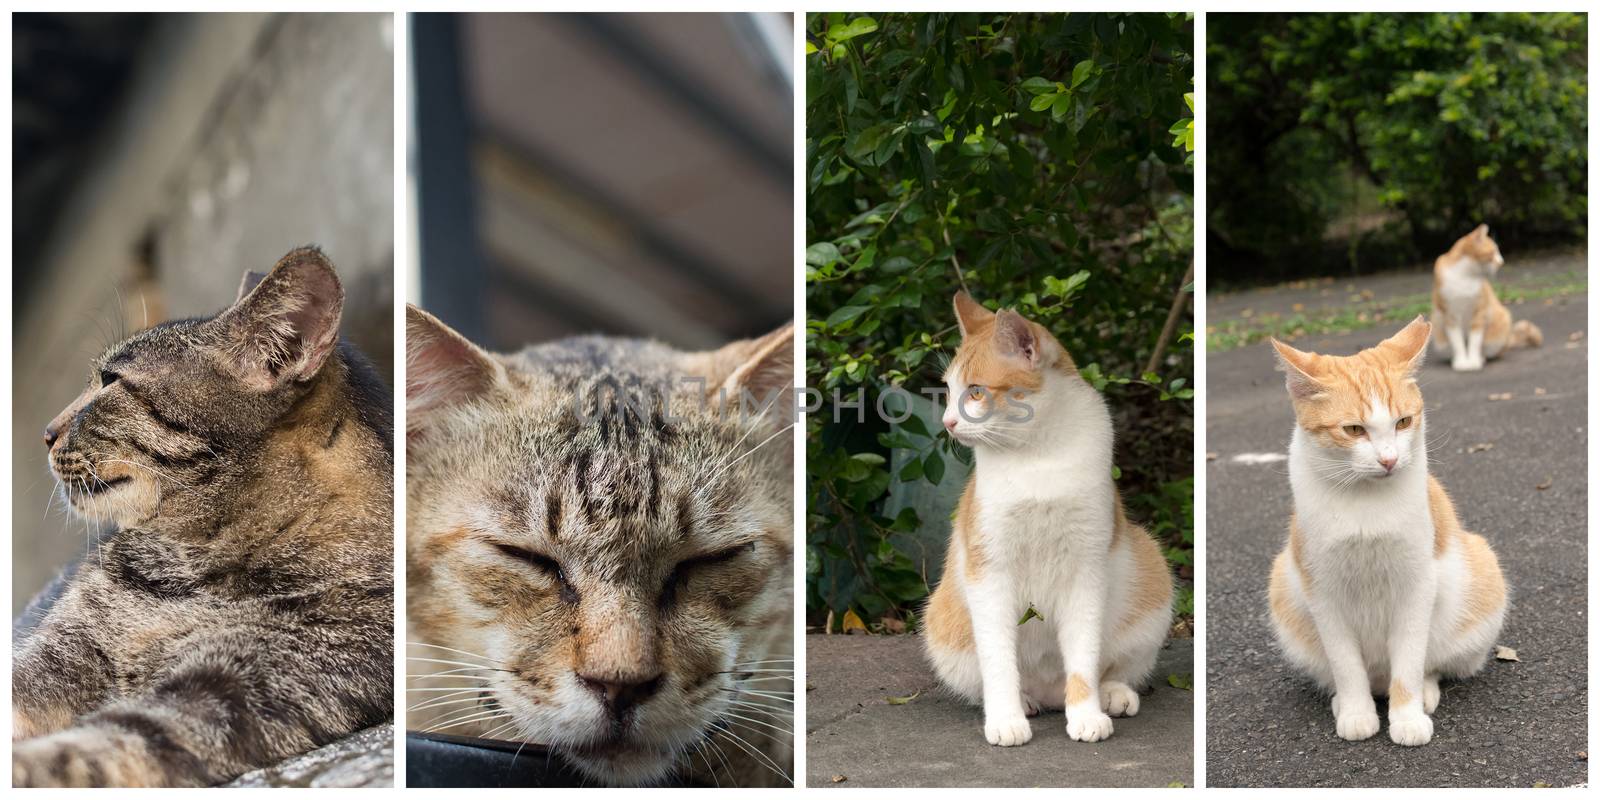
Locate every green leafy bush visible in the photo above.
<box><xmin>806</xmin><ymin>12</ymin><xmax>1194</xmax><ymax>630</ymax></box>
<box><xmin>1209</xmin><ymin>13</ymin><xmax>1587</xmax><ymax>281</ymax></box>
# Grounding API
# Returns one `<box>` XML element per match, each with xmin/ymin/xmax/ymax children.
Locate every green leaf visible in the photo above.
<box><xmin>884</xmin><ymin>690</ymin><xmax>921</xmax><ymax>705</ymax></box>
<box><xmin>1071</xmin><ymin>59</ymin><xmax>1095</xmax><ymax>89</ymax></box>
<box><xmin>805</xmin><ymin>242</ymin><xmax>841</xmax><ymax>268</ymax></box>
<box><xmin>898</xmin><ymin>458</ymin><xmax>924</xmax><ymax>482</ymax></box>
<box><xmin>922</xmin><ymin>451</ymin><xmax>945</xmax><ymax>485</ymax></box>
<box><xmin>831</xmin><ymin>17</ymin><xmax>878</xmax><ymax>43</ymax></box>
<box><xmin>1028</xmin><ymin>92</ymin><xmax>1056</xmax><ymax>112</ymax></box>
<box><xmin>1051</xmin><ymin>92</ymin><xmax>1073</xmax><ymax>120</ymax></box>
<box><xmin>1167</xmin><ymin>674</ymin><xmax>1193</xmax><ymax>691</ymax></box>
<box><xmin>1020</xmin><ymin>76</ymin><xmax>1055</xmax><ymax>95</ymax></box>
<box><xmin>826</xmin><ymin>305</ymin><xmax>870</xmax><ymax>328</ymax></box>
<box><xmin>1017</xmin><ymin>605</ymin><xmax>1044</xmax><ymax>625</ymax></box>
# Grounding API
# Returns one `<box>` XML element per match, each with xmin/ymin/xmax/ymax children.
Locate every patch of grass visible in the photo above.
<box><xmin>1208</xmin><ymin>272</ymin><xmax>1586</xmax><ymax>352</ymax></box>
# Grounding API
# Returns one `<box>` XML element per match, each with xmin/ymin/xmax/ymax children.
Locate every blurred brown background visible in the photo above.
<box><xmin>409</xmin><ymin>12</ymin><xmax>794</xmax><ymax>352</ymax></box>
<box><xmin>12</xmin><ymin>13</ymin><xmax>394</xmax><ymax>613</ymax></box>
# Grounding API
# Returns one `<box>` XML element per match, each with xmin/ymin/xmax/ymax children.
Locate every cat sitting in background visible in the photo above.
<box><xmin>13</xmin><ymin>248</ymin><xmax>394</xmax><ymax>786</ymax></box>
<box><xmin>405</xmin><ymin>307</ymin><xmax>794</xmax><ymax>787</ymax></box>
<box><xmin>1267</xmin><ymin>318</ymin><xmax>1507</xmax><ymax>746</ymax></box>
<box><xmin>923</xmin><ymin>292</ymin><xmax>1172</xmax><ymax>747</ymax></box>
<box><xmin>1431</xmin><ymin>224</ymin><xmax>1542</xmax><ymax>371</ymax></box>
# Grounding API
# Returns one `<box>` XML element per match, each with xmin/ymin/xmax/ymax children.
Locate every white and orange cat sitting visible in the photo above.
<box><xmin>1268</xmin><ymin>318</ymin><xmax>1507</xmax><ymax>747</ymax></box>
<box><xmin>1431</xmin><ymin>224</ymin><xmax>1541</xmax><ymax>371</ymax></box>
<box><xmin>923</xmin><ymin>292</ymin><xmax>1172</xmax><ymax>747</ymax></box>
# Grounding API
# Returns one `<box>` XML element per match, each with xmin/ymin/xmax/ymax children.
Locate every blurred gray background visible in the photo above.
<box><xmin>409</xmin><ymin>12</ymin><xmax>794</xmax><ymax>352</ymax></box>
<box><xmin>12</xmin><ymin>13</ymin><xmax>394</xmax><ymax>613</ymax></box>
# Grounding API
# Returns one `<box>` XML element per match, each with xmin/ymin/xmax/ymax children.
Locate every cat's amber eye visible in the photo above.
<box><xmin>966</xmin><ymin>385</ymin><xmax>985</xmax><ymax>401</ymax></box>
<box><xmin>1342</xmin><ymin>424</ymin><xmax>1366</xmax><ymax>437</ymax></box>
<box><xmin>1395</xmin><ymin>416</ymin><xmax>1414</xmax><ymax>430</ymax></box>
<box><xmin>98</xmin><ymin>369</ymin><xmax>119</xmax><ymax>388</ymax></box>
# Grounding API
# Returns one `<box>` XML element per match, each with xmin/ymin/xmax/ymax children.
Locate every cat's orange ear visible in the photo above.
<box><xmin>406</xmin><ymin>304</ymin><xmax>506</xmax><ymax>437</ymax></box>
<box><xmin>993</xmin><ymin>309</ymin><xmax>1042</xmax><ymax>367</ymax></box>
<box><xmin>1269</xmin><ymin>338</ymin><xmax>1323</xmax><ymax>400</ymax></box>
<box><xmin>1472</xmin><ymin>223</ymin><xmax>1489</xmax><ymax>239</ymax></box>
<box><xmin>213</xmin><ymin>247</ymin><xmax>343</xmax><ymax>391</ymax></box>
<box><xmin>953</xmin><ymin>291</ymin><xmax>994</xmax><ymax>337</ymax></box>
<box><xmin>1376</xmin><ymin>316</ymin><xmax>1430</xmax><ymax>376</ymax></box>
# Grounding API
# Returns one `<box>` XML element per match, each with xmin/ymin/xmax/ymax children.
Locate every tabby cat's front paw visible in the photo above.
<box><xmin>1388</xmin><ymin>711</ymin><xmax>1434</xmax><ymax>746</ymax></box>
<box><xmin>13</xmin><ymin>731</ymin><xmax>115</xmax><ymax>788</ymax></box>
<box><xmin>1065</xmin><ymin>710</ymin><xmax>1114</xmax><ymax>742</ymax></box>
<box><xmin>983</xmin><ymin>713</ymin><xmax>1033</xmax><ymax>747</ymax></box>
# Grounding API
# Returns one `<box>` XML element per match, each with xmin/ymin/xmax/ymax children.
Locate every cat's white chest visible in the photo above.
<box><xmin>1438</xmin><ymin>261</ymin><xmax>1484</xmax><ymax>316</ymax></box>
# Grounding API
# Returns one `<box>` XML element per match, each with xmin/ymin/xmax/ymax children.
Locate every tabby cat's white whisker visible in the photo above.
<box><xmin>406</xmin><ymin>642</ymin><xmax>504</xmax><ymax>665</ymax></box>
<box><xmin>714</xmin><ymin>722</ymin><xmax>792</xmax><ymax>783</ymax></box>
<box><xmin>406</xmin><ymin>656</ymin><xmax>511</xmax><ymax>672</ymax></box>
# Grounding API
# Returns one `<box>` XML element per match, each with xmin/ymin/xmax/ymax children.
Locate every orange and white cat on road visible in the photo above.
<box><xmin>1267</xmin><ymin>318</ymin><xmax>1508</xmax><ymax>747</ymax></box>
<box><xmin>923</xmin><ymin>292</ymin><xmax>1172</xmax><ymax>747</ymax></box>
<box><xmin>1430</xmin><ymin>224</ymin><xmax>1542</xmax><ymax>371</ymax></box>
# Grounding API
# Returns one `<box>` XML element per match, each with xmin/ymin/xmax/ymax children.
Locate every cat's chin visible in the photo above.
<box><xmin>561</xmin><ymin>739</ymin><xmax>681</xmax><ymax>787</ymax></box>
<box><xmin>58</xmin><ymin>475</ymin><xmax>138</xmax><ymax>521</ymax></box>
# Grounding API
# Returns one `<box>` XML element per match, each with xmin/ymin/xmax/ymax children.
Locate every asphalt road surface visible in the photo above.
<box><xmin>806</xmin><ymin>634</ymin><xmax>1193</xmax><ymax>787</ymax></box>
<box><xmin>1205</xmin><ymin>273</ymin><xmax>1587</xmax><ymax>787</ymax></box>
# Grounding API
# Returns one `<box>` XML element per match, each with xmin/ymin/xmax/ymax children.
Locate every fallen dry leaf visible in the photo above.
<box><xmin>1466</xmin><ymin>442</ymin><xmax>1495</xmax><ymax>454</ymax></box>
<box><xmin>841</xmin><ymin>609</ymin><xmax>868</xmax><ymax>635</ymax></box>
<box><xmin>884</xmin><ymin>691</ymin><xmax>921</xmax><ymax>705</ymax></box>
<box><xmin>1537</xmin><ymin>477</ymin><xmax>1553</xmax><ymax>491</ymax></box>
<box><xmin>1292</xmin><ymin>302</ymin><xmax>1305</xmax><ymax>312</ymax></box>
<box><xmin>880</xmin><ymin>616</ymin><xmax>906</xmax><ymax>634</ymax></box>
<box><xmin>824</xmin><ymin>609</ymin><xmax>835</xmax><ymax>635</ymax></box>
<box><xmin>1570</xmin><ymin>331</ymin><xmax>1585</xmax><ymax>342</ymax></box>
<box><xmin>831</xmin><ymin>775</ymin><xmax>848</xmax><ymax>783</ymax></box>
<box><xmin>1488</xmin><ymin>392</ymin><xmax>1513</xmax><ymax>401</ymax></box>
<box><xmin>1495</xmin><ymin>645</ymin><xmax>1520</xmax><ymax>662</ymax></box>
<box><xmin>1535</xmin><ymin>387</ymin><xmax>1548</xmax><ymax>396</ymax></box>
<box><xmin>1206</xmin><ymin>452</ymin><xmax>1218</xmax><ymax>461</ymax></box>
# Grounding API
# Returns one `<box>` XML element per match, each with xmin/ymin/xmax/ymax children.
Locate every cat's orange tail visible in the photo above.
<box><xmin>1511</xmin><ymin>319</ymin><xmax>1543</xmax><ymax>349</ymax></box>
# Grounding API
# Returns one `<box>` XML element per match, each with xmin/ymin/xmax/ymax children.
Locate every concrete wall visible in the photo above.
<box><xmin>12</xmin><ymin>13</ymin><xmax>394</xmax><ymax>611</ymax></box>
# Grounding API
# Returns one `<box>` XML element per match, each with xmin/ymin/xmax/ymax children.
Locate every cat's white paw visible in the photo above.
<box><xmin>983</xmin><ymin>714</ymin><xmax>1033</xmax><ymax>747</ymax></box>
<box><xmin>1020</xmin><ymin>692</ymin><xmax>1041</xmax><ymax>718</ymax></box>
<box><xmin>1451</xmin><ymin>355</ymin><xmax>1483</xmax><ymax>372</ymax></box>
<box><xmin>1423</xmin><ymin>676</ymin><xmax>1440</xmax><ymax>714</ymax></box>
<box><xmin>1335</xmin><ymin>710</ymin><xmax>1380</xmax><ymax>741</ymax></box>
<box><xmin>1100</xmin><ymin>681</ymin><xmax>1140</xmax><ymax>717</ymax></box>
<box><xmin>1332</xmin><ymin>694</ymin><xmax>1380</xmax><ymax>741</ymax></box>
<box><xmin>1066</xmin><ymin>710</ymin><xmax>1114</xmax><ymax>742</ymax></box>
<box><xmin>1388</xmin><ymin>712</ymin><xmax>1434</xmax><ymax>746</ymax></box>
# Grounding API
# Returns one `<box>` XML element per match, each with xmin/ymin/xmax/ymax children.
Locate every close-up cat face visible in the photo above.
<box><xmin>44</xmin><ymin>250</ymin><xmax>344</xmax><ymax>527</ymax></box>
<box><xmin>406</xmin><ymin>308</ymin><xmax>793</xmax><ymax>786</ymax></box>
<box><xmin>940</xmin><ymin>291</ymin><xmax>1071</xmax><ymax>448</ymax></box>
<box><xmin>1270</xmin><ymin>318</ymin><xmax>1431</xmax><ymax>480</ymax></box>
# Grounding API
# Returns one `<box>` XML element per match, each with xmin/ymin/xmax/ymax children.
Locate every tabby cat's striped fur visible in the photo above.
<box><xmin>405</xmin><ymin>307</ymin><xmax>794</xmax><ymax>787</ymax></box>
<box><xmin>13</xmin><ymin>249</ymin><xmax>393</xmax><ymax>787</ymax></box>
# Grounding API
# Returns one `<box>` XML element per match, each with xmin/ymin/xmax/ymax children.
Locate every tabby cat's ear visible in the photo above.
<box><xmin>1377</xmin><ymin>316</ymin><xmax>1430</xmax><ymax>376</ymax></box>
<box><xmin>212</xmin><ymin>247</ymin><xmax>343</xmax><ymax>391</ymax></box>
<box><xmin>236</xmin><ymin>270</ymin><xmax>267</xmax><ymax>302</ymax></box>
<box><xmin>953</xmin><ymin>291</ymin><xmax>994</xmax><ymax>337</ymax></box>
<box><xmin>1268</xmin><ymin>338</ymin><xmax>1323</xmax><ymax>400</ymax></box>
<box><xmin>690</xmin><ymin>322</ymin><xmax>794</xmax><ymax>410</ymax></box>
<box><xmin>405</xmin><ymin>305</ymin><xmax>506</xmax><ymax>434</ymax></box>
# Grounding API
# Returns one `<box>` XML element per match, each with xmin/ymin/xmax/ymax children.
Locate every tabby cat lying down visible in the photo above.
<box><xmin>13</xmin><ymin>249</ymin><xmax>393</xmax><ymax>787</ymax></box>
<box><xmin>405</xmin><ymin>307</ymin><xmax>794</xmax><ymax>787</ymax></box>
